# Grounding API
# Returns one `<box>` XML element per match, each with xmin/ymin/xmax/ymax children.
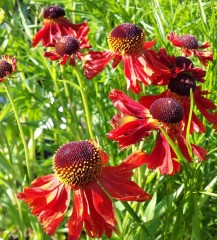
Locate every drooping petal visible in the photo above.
<box><xmin>119</xmin><ymin>151</ymin><xmax>148</xmax><ymax>169</ymax></box>
<box><xmin>107</xmin><ymin>119</ymin><xmax>153</xmax><ymax>148</ymax></box>
<box><xmin>98</xmin><ymin>167</ymin><xmax>151</xmax><ymax>201</ymax></box>
<box><xmin>82</xmin><ymin>183</ymin><xmax>117</xmax><ymax>238</ymax></box>
<box><xmin>17</xmin><ymin>174</ymin><xmax>71</xmax><ymax>235</ymax></box>
<box><xmin>144</xmin><ymin>133</ymin><xmax>180</xmax><ymax>175</ymax></box>
<box><xmin>109</xmin><ymin>89</ymin><xmax>146</xmax><ymax>117</ymax></box>
<box><xmin>68</xmin><ymin>189</ymin><xmax>85</xmax><ymax>240</ymax></box>
<box><xmin>83</xmin><ymin>51</ymin><xmax>115</xmax><ymax>79</ymax></box>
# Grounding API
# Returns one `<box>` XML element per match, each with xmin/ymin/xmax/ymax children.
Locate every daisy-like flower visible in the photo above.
<box><xmin>17</xmin><ymin>140</ymin><xmax>151</xmax><ymax>239</ymax></box>
<box><xmin>32</xmin><ymin>5</ymin><xmax>88</xmax><ymax>47</ymax></box>
<box><xmin>108</xmin><ymin>89</ymin><xmax>206</xmax><ymax>175</ymax></box>
<box><xmin>84</xmin><ymin>23</ymin><xmax>170</xmax><ymax>93</ymax></box>
<box><xmin>167</xmin><ymin>32</ymin><xmax>213</xmax><ymax>66</ymax></box>
<box><xmin>44</xmin><ymin>24</ymin><xmax>91</xmax><ymax>65</ymax></box>
<box><xmin>0</xmin><ymin>55</ymin><xmax>16</xmax><ymax>82</ymax></box>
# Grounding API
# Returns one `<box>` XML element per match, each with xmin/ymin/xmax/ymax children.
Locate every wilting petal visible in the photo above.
<box><xmin>17</xmin><ymin>174</ymin><xmax>71</xmax><ymax>235</ymax></box>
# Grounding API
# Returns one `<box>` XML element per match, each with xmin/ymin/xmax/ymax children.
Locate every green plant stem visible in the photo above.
<box><xmin>74</xmin><ymin>65</ymin><xmax>94</xmax><ymax>140</ymax></box>
<box><xmin>121</xmin><ymin>202</ymin><xmax>153</xmax><ymax>239</ymax></box>
<box><xmin>160</xmin><ymin>127</ymin><xmax>187</xmax><ymax>162</ymax></box>
<box><xmin>3</xmin><ymin>83</ymin><xmax>31</xmax><ymax>180</ymax></box>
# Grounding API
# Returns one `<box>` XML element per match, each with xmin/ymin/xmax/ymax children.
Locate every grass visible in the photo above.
<box><xmin>0</xmin><ymin>0</ymin><xmax>217</xmax><ymax>239</ymax></box>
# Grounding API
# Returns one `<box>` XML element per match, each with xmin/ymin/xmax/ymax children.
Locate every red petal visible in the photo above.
<box><xmin>83</xmin><ymin>51</ymin><xmax>115</xmax><ymax>79</ymax></box>
<box><xmin>98</xmin><ymin>167</ymin><xmax>151</xmax><ymax>201</ymax></box>
<box><xmin>119</xmin><ymin>151</ymin><xmax>148</xmax><ymax>169</ymax></box>
<box><xmin>68</xmin><ymin>189</ymin><xmax>85</xmax><ymax>240</ymax></box>
<box><xmin>144</xmin><ymin>133</ymin><xmax>179</xmax><ymax>175</ymax></box>
<box><xmin>109</xmin><ymin>89</ymin><xmax>146</xmax><ymax>117</ymax></box>
<box><xmin>17</xmin><ymin>174</ymin><xmax>70</xmax><ymax>235</ymax></box>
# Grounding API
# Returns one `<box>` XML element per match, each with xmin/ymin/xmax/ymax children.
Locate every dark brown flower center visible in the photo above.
<box><xmin>0</xmin><ymin>60</ymin><xmax>13</xmax><ymax>78</ymax></box>
<box><xmin>108</xmin><ymin>23</ymin><xmax>145</xmax><ymax>54</ymax></box>
<box><xmin>53</xmin><ymin>140</ymin><xmax>102</xmax><ymax>186</ymax></box>
<box><xmin>43</xmin><ymin>6</ymin><xmax>65</xmax><ymax>19</ymax></box>
<box><xmin>175</xmin><ymin>56</ymin><xmax>194</xmax><ymax>68</ymax></box>
<box><xmin>55</xmin><ymin>36</ymin><xmax>79</xmax><ymax>56</ymax></box>
<box><xmin>178</xmin><ymin>34</ymin><xmax>199</xmax><ymax>49</ymax></box>
<box><xmin>150</xmin><ymin>98</ymin><xmax>183</xmax><ymax>123</ymax></box>
<box><xmin>168</xmin><ymin>74</ymin><xmax>196</xmax><ymax>96</ymax></box>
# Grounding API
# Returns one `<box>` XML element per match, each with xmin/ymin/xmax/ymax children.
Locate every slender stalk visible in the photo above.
<box><xmin>121</xmin><ymin>201</ymin><xmax>153</xmax><ymax>239</ymax></box>
<box><xmin>160</xmin><ymin>127</ymin><xmax>187</xmax><ymax>162</ymax></box>
<box><xmin>74</xmin><ymin>65</ymin><xmax>94</xmax><ymax>139</ymax></box>
<box><xmin>3</xmin><ymin>83</ymin><xmax>31</xmax><ymax>180</ymax></box>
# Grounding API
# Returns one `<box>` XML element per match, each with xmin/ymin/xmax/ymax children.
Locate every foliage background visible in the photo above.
<box><xmin>0</xmin><ymin>0</ymin><xmax>216</xmax><ymax>239</ymax></box>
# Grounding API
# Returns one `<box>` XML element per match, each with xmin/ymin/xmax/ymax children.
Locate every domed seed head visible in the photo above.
<box><xmin>55</xmin><ymin>36</ymin><xmax>79</xmax><ymax>56</ymax></box>
<box><xmin>168</xmin><ymin>74</ymin><xmax>196</xmax><ymax>96</ymax></box>
<box><xmin>0</xmin><ymin>60</ymin><xmax>13</xmax><ymax>78</ymax></box>
<box><xmin>108</xmin><ymin>23</ymin><xmax>145</xmax><ymax>54</ymax></box>
<box><xmin>43</xmin><ymin>5</ymin><xmax>65</xmax><ymax>19</ymax></box>
<box><xmin>175</xmin><ymin>56</ymin><xmax>194</xmax><ymax>68</ymax></box>
<box><xmin>178</xmin><ymin>34</ymin><xmax>199</xmax><ymax>49</ymax></box>
<box><xmin>150</xmin><ymin>98</ymin><xmax>183</xmax><ymax>124</ymax></box>
<box><xmin>53</xmin><ymin>140</ymin><xmax>102</xmax><ymax>186</ymax></box>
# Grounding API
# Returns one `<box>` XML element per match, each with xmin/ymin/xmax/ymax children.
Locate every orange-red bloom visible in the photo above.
<box><xmin>108</xmin><ymin>89</ymin><xmax>206</xmax><ymax>175</ymax></box>
<box><xmin>44</xmin><ymin>24</ymin><xmax>91</xmax><ymax>65</ymax></box>
<box><xmin>84</xmin><ymin>23</ymin><xmax>170</xmax><ymax>93</ymax></box>
<box><xmin>32</xmin><ymin>5</ymin><xmax>87</xmax><ymax>47</ymax></box>
<box><xmin>0</xmin><ymin>55</ymin><xmax>16</xmax><ymax>82</ymax></box>
<box><xmin>17</xmin><ymin>140</ymin><xmax>151</xmax><ymax>239</ymax></box>
<box><xmin>167</xmin><ymin>32</ymin><xmax>213</xmax><ymax>66</ymax></box>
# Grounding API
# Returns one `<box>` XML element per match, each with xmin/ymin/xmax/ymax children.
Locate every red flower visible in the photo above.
<box><xmin>17</xmin><ymin>140</ymin><xmax>151</xmax><ymax>239</ymax></box>
<box><xmin>108</xmin><ymin>89</ymin><xmax>206</xmax><ymax>175</ymax></box>
<box><xmin>44</xmin><ymin>24</ymin><xmax>91</xmax><ymax>65</ymax></box>
<box><xmin>167</xmin><ymin>32</ymin><xmax>213</xmax><ymax>66</ymax></box>
<box><xmin>0</xmin><ymin>55</ymin><xmax>16</xmax><ymax>82</ymax></box>
<box><xmin>84</xmin><ymin>23</ymin><xmax>170</xmax><ymax>93</ymax></box>
<box><xmin>32</xmin><ymin>5</ymin><xmax>87</xmax><ymax>47</ymax></box>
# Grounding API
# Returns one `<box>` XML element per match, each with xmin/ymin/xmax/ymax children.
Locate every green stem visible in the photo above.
<box><xmin>3</xmin><ymin>83</ymin><xmax>31</xmax><ymax>180</ymax></box>
<box><xmin>121</xmin><ymin>202</ymin><xmax>153</xmax><ymax>239</ymax></box>
<box><xmin>160</xmin><ymin>127</ymin><xmax>187</xmax><ymax>162</ymax></box>
<box><xmin>74</xmin><ymin>65</ymin><xmax>94</xmax><ymax>140</ymax></box>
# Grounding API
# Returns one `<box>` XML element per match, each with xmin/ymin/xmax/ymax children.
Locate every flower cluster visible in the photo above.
<box><xmin>14</xmin><ymin>4</ymin><xmax>215</xmax><ymax>240</ymax></box>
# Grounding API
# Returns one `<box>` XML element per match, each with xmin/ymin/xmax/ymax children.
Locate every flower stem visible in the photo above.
<box><xmin>74</xmin><ymin>65</ymin><xmax>94</xmax><ymax>140</ymax></box>
<box><xmin>121</xmin><ymin>201</ymin><xmax>153</xmax><ymax>239</ymax></box>
<box><xmin>160</xmin><ymin>127</ymin><xmax>187</xmax><ymax>162</ymax></box>
<box><xmin>3</xmin><ymin>83</ymin><xmax>31</xmax><ymax>180</ymax></box>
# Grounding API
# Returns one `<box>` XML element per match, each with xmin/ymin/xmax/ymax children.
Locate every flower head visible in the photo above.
<box><xmin>84</xmin><ymin>23</ymin><xmax>170</xmax><ymax>93</ymax></box>
<box><xmin>17</xmin><ymin>140</ymin><xmax>151</xmax><ymax>239</ymax></box>
<box><xmin>44</xmin><ymin>24</ymin><xmax>91</xmax><ymax>65</ymax></box>
<box><xmin>108</xmin><ymin>89</ymin><xmax>206</xmax><ymax>174</ymax></box>
<box><xmin>32</xmin><ymin>5</ymin><xmax>88</xmax><ymax>47</ymax></box>
<box><xmin>0</xmin><ymin>55</ymin><xmax>16</xmax><ymax>82</ymax></box>
<box><xmin>167</xmin><ymin>32</ymin><xmax>213</xmax><ymax>66</ymax></box>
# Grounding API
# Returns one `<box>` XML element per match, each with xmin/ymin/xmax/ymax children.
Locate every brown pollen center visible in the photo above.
<box><xmin>108</xmin><ymin>23</ymin><xmax>145</xmax><ymax>54</ymax></box>
<box><xmin>150</xmin><ymin>98</ymin><xmax>183</xmax><ymax>124</ymax></box>
<box><xmin>43</xmin><ymin>5</ymin><xmax>65</xmax><ymax>19</ymax></box>
<box><xmin>53</xmin><ymin>140</ymin><xmax>102</xmax><ymax>186</ymax></box>
<box><xmin>0</xmin><ymin>60</ymin><xmax>13</xmax><ymax>78</ymax></box>
<box><xmin>55</xmin><ymin>36</ymin><xmax>79</xmax><ymax>56</ymax></box>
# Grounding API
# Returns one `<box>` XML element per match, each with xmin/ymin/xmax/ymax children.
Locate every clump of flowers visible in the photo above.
<box><xmin>0</xmin><ymin>55</ymin><xmax>16</xmax><ymax>82</ymax></box>
<box><xmin>167</xmin><ymin>32</ymin><xmax>213</xmax><ymax>66</ymax></box>
<box><xmin>32</xmin><ymin>5</ymin><xmax>88</xmax><ymax>47</ymax></box>
<box><xmin>17</xmin><ymin>140</ymin><xmax>151</xmax><ymax>239</ymax></box>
